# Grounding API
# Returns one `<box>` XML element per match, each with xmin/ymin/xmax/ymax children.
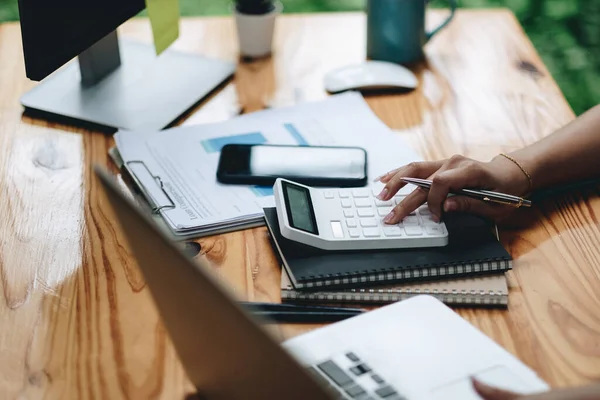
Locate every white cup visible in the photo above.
<box><xmin>233</xmin><ymin>1</ymin><xmax>282</xmax><ymax>58</ymax></box>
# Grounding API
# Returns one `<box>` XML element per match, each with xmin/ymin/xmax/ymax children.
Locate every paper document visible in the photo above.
<box><xmin>145</xmin><ymin>0</ymin><xmax>180</xmax><ymax>55</ymax></box>
<box><xmin>114</xmin><ymin>92</ymin><xmax>423</xmax><ymax>238</ymax></box>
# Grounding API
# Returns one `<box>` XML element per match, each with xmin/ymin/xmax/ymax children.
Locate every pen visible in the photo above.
<box><xmin>239</xmin><ymin>302</ymin><xmax>366</xmax><ymax>324</ymax></box>
<box><xmin>239</xmin><ymin>301</ymin><xmax>365</xmax><ymax>313</ymax></box>
<box><xmin>400</xmin><ymin>177</ymin><xmax>532</xmax><ymax>208</ymax></box>
<box><xmin>251</xmin><ymin>311</ymin><xmax>364</xmax><ymax>324</ymax></box>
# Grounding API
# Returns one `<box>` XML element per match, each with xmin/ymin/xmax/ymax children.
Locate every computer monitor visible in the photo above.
<box><xmin>18</xmin><ymin>0</ymin><xmax>236</xmax><ymax>131</ymax></box>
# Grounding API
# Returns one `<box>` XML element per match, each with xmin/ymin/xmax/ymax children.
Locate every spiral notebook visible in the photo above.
<box><xmin>263</xmin><ymin>207</ymin><xmax>512</xmax><ymax>290</ymax></box>
<box><xmin>280</xmin><ymin>267</ymin><xmax>509</xmax><ymax>307</ymax></box>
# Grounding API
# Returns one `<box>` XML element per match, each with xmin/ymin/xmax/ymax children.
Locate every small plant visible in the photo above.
<box><xmin>235</xmin><ymin>0</ymin><xmax>276</xmax><ymax>15</ymax></box>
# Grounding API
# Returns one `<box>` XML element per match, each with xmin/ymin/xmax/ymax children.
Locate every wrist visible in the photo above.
<box><xmin>489</xmin><ymin>153</ymin><xmax>533</xmax><ymax>196</ymax></box>
<box><xmin>507</xmin><ymin>147</ymin><xmax>545</xmax><ymax>192</ymax></box>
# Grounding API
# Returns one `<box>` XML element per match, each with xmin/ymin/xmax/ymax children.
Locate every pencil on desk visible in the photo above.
<box><xmin>239</xmin><ymin>301</ymin><xmax>365</xmax><ymax>313</ymax></box>
<box><xmin>251</xmin><ymin>310</ymin><xmax>363</xmax><ymax>324</ymax></box>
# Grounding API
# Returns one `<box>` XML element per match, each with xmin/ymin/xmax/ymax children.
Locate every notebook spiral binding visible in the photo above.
<box><xmin>282</xmin><ymin>287</ymin><xmax>508</xmax><ymax>307</ymax></box>
<box><xmin>297</xmin><ymin>259</ymin><xmax>513</xmax><ymax>289</ymax></box>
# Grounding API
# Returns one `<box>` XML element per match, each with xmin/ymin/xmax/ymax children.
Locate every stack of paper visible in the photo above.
<box><xmin>111</xmin><ymin>92</ymin><xmax>422</xmax><ymax>239</ymax></box>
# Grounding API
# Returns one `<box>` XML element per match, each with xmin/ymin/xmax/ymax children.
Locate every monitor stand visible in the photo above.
<box><xmin>20</xmin><ymin>31</ymin><xmax>236</xmax><ymax>131</ymax></box>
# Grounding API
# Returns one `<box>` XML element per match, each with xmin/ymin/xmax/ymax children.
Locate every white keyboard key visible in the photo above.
<box><xmin>352</xmin><ymin>188</ymin><xmax>370</xmax><ymax>198</ymax></box>
<box><xmin>338</xmin><ymin>189</ymin><xmax>350</xmax><ymax>198</ymax></box>
<box><xmin>346</xmin><ymin>218</ymin><xmax>358</xmax><ymax>228</ymax></box>
<box><xmin>357</xmin><ymin>208</ymin><xmax>375</xmax><ymax>217</ymax></box>
<box><xmin>418</xmin><ymin>206</ymin><xmax>431</xmax><ymax>215</ymax></box>
<box><xmin>360</xmin><ymin>218</ymin><xmax>379</xmax><ymax>227</ymax></box>
<box><xmin>402</xmin><ymin>216</ymin><xmax>419</xmax><ymax>225</ymax></box>
<box><xmin>323</xmin><ymin>190</ymin><xmax>335</xmax><ymax>199</ymax></box>
<box><xmin>394</xmin><ymin>197</ymin><xmax>405</xmax><ymax>206</ymax></box>
<box><xmin>372</xmin><ymin>187</ymin><xmax>381</xmax><ymax>197</ymax></box>
<box><xmin>383</xmin><ymin>226</ymin><xmax>403</xmax><ymax>237</ymax></box>
<box><xmin>421</xmin><ymin>215</ymin><xmax>437</xmax><ymax>224</ymax></box>
<box><xmin>354</xmin><ymin>198</ymin><xmax>372</xmax><ymax>208</ymax></box>
<box><xmin>348</xmin><ymin>228</ymin><xmax>361</xmax><ymax>238</ymax></box>
<box><xmin>375</xmin><ymin>199</ymin><xmax>394</xmax><ymax>207</ymax></box>
<box><xmin>362</xmin><ymin>227</ymin><xmax>381</xmax><ymax>237</ymax></box>
<box><xmin>404</xmin><ymin>225</ymin><xmax>423</xmax><ymax>236</ymax></box>
<box><xmin>425</xmin><ymin>225</ymin><xmax>444</xmax><ymax>235</ymax></box>
<box><xmin>341</xmin><ymin>199</ymin><xmax>352</xmax><ymax>208</ymax></box>
<box><xmin>343</xmin><ymin>209</ymin><xmax>355</xmax><ymax>218</ymax></box>
<box><xmin>330</xmin><ymin>221</ymin><xmax>344</xmax><ymax>238</ymax></box>
<box><xmin>378</xmin><ymin>207</ymin><xmax>393</xmax><ymax>216</ymax></box>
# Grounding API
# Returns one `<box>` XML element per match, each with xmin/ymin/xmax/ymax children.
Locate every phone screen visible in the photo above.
<box><xmin>217</xmin><ymin>144</ymin><xmax>367</xmax><ymax>186</ymax></box>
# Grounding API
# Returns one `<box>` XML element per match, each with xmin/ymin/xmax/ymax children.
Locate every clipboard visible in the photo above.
<box><xmin>108</xmin><ymin>147</ymin><xmax>265</xmax><ymax>241</ymax></box>
<box><xmin>125</xmin><ymin>160</ymin><xmax>176</xmax><ymax>214</ymax></box>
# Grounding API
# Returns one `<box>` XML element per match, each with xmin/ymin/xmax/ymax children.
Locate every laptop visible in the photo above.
<box><xmin>95</xmin><ymin>166</ymin><xmax>549</xmax><ymax>400</ymax></box>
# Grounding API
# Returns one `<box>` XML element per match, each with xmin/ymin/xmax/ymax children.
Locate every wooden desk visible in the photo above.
<box><xmin>1</xmin><ymin>10</ymin><xmax>599</xmax><ymax>399</ymax></box>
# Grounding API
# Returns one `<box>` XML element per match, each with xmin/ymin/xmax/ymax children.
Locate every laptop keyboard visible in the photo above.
<box><xmin>306</xmin><ymin>352</ymin><xmax>407</xmax><ymax>400</ymax></box>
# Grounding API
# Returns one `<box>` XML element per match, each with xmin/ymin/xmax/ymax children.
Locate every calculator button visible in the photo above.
<box><xmin>378</xmin><ymin>207</ymin><xmax>393</xmax><ymax>217</ymax></box>
<box><xmin>323</xmin><ymin>190</ymin><xmax>335</xmax><ymax>199</ymax></box>
<box><xmin>357</xmin><ymin>208</ymin><xmax>375</xmax><ymax>217</ymax></box>
<box><xmin>360</xmin><ymin>218</ymin><xmax>378</xmax><ymax>228</ymax></box>
<box><xmin>354</xmin><ymin>198</ymin><xmax>372</xmax><ymax>208</ymax></box>
<box><xmin>402</xmin><ymin>216</ymin><xmax>419</xmax><ymax>225</ymax></box>
<box><xmin>394</xmin><ymin>197</ymin><xmax>406</xmax><ymax>205</ymax></box>
<box><xmin>346</xmin><ymin>218</ymin><xmax>358</xmax><ymax>228</ymax></box>
<box><xmin>330</xmin><ymin>221</ymin><xmax>344</xmax><ymax>238</ymax></box>
<box><xmin>418</xmin><ymin>206</ymin><xmax>431</xmax><ymax>215</ymax></box>
<box><xmin>352</xmin><ymin>189</ymin><xmax>370</xmax><ymax>198</ymax></box>
<box><xmin>421</xmin><ymin>215</ymin><xmax>437</xmax><ymax>224</ymax></box>
<box><xmin>425</xmin><ymin>225</ymin><xmax>444</xmax><ymax>235</ymax></box>
<box><xmin>341</xmin><ymin>199</ymin><xmax>353</xmax><ymax>208</ymax></box>
<box><xmin>375</xmin><ymin>199</ymin><xmax>394</xmax><ymax>207</ymax></box>
<box><xmin>404</xmin><ymin>226</ymin><xmax>423</xmax><ymax>236</ymax></box>
<box><xmin>343</xmin><ymin>209</ymin><xmax>355</xmax><ymax>218</ymax></box>
<box><xmin>383</xmin><ymin>226</ymin><xmax>403</xmax><ymax>237</ymax></box>
<box><xmin>338</xmin><ymin>189</ymin><xmax>350</xmax><ymax>198</ymax></box>
<box><xmin>362</xmin><ymin>227</ymin><xmax>381</xmax><ymax>237</ymax></box>
<box><xmin>348</xmin><ymin>228</ymin><xmax>361</xmax><ymax>238</ymax></box>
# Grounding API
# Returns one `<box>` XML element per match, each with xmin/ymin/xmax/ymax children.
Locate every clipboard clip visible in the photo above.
<box><xmin>125</xmin><ymin>160</ymin><xmax>176</xmax><ymax>214</ymax></box>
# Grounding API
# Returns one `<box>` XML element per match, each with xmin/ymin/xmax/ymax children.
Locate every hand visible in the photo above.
<box><xmin>375</xmin><ymin>154</ymin><xmax>531</xmax><ymax>224</ymax></box>
<box><xmin>472</xmin><ymin>377</ymin><xmax>600</xmax><ymax>400</ymax></box>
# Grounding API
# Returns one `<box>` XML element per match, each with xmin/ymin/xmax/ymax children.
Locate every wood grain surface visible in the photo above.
<box><xmin>1</xmin><ymin>10</ymin><xmax>599</xmax><ymax>400</ymax></box>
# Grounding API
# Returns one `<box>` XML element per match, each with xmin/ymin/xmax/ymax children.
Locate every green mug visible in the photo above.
<box><xmin>366</xmin><ymin>0</ymin><xmax>457</xmax><ymax>65</ymax></box>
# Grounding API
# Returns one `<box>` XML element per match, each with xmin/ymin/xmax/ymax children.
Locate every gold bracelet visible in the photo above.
<box><xmin>498</xmin><ymin>153</ymin><xmax>532</xmax><ymax>193</ymax></box>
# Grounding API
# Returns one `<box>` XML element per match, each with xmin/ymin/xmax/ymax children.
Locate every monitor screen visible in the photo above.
<box><xmin>18</xmin><ymin>0</ymin><xmax>145</xmax><ymax>81</ymax></box>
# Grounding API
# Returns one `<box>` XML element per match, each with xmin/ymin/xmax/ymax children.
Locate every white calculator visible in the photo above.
<box><xmin>273</xmin><ymin>178</ymin><xmax>449</xmax><ymax>251</ymax></box>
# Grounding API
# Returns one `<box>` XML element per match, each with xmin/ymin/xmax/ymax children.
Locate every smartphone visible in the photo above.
<box><xmin>216</xmin><ymin>144</ymin><xmax>368</xmax><ymax>187</ymax></box>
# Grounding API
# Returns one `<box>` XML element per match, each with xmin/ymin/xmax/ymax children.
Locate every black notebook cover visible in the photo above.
<box><xmin>263</xmin><ymin>207</ymin><xmax>512</xmax><ymax>290</ymax></box>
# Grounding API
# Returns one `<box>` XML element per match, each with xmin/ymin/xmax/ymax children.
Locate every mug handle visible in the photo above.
<box><xmin>425</xmin><ymin>0</ymin><xmax>457</xmax><ymax>42</ymax></box>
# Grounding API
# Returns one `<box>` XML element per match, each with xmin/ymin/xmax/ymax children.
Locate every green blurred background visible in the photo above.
<box><xmin>0</xmin><ymin>0</ymin><xmax>597</xmax><ymax>115</ymax></box>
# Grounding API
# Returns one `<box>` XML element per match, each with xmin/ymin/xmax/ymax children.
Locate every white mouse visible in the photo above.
<box><xmin>324</xmin><ymin>60</ymin><xmax>418</xmax><ymax>93</ymax></box>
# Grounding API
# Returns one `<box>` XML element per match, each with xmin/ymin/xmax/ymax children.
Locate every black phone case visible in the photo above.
<box><xmin>216</xmin><ymin>144</ymin><xmax>368</xmax><ymax>187</ymax></box>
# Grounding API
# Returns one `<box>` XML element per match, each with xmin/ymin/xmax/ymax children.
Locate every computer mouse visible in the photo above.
<box><xmin>324</xmin><ymin>60</ymin><xmax>418</xmax><ymax>93</ymax></box>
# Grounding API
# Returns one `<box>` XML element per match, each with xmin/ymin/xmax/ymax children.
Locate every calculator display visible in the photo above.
<box><xmin>282</xmin><ymin>181</ymin><xmax>318</xmax><ymax>235</ymax></box>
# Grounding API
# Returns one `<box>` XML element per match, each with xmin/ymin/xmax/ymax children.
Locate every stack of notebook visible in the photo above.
<box><xmin>263</xmin><ymin>207</ymin><xmax>512</xmax><ymax>308</ymax></box>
